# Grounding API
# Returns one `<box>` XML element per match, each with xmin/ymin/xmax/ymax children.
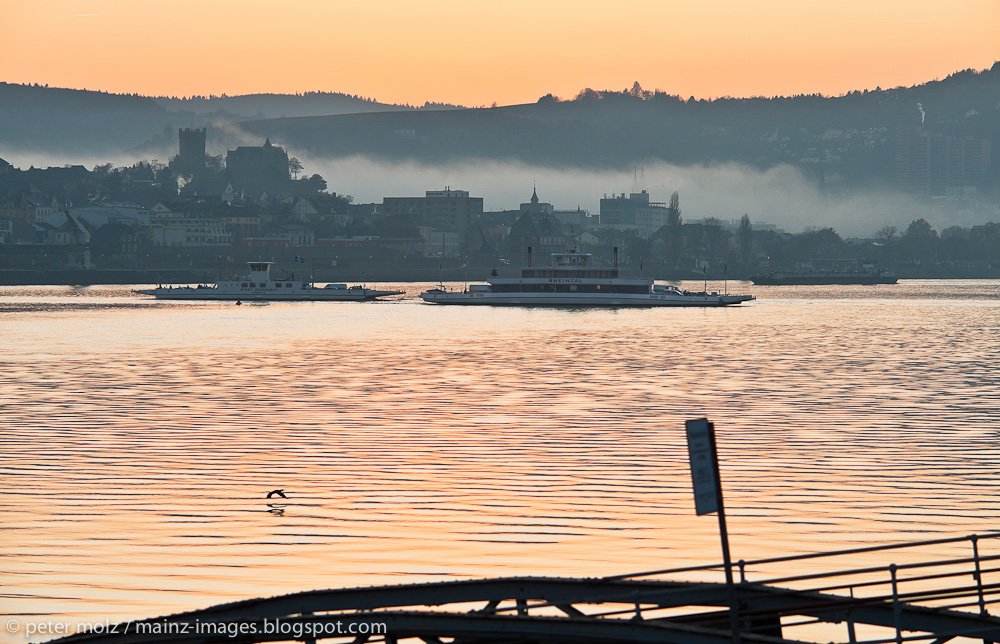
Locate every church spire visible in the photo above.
<box><xmin>530</xmin><ymin>182</ymin><xmax>539</xmax><ymax>204</ymax></box>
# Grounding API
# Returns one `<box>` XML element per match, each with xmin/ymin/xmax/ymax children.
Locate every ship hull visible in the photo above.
<box><xmin>134</xmin><ymin>261</ymin><xmax>403</xmax><ymax>302</ymax></box>
<box><xmin>421</xmin><ymin>292</ymin><xmax>753</xmax><ymax>307</ymax></box>
<box><xmin>140</xmin><ymin>287</ymin><xmax>402</xmax><ymax>301</ymax></box>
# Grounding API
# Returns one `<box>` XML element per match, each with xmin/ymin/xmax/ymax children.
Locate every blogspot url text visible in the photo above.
<box><xmin>6</xmin><ymin>618</ymin><xmax>388</xmax><ymax>639</ymax></box>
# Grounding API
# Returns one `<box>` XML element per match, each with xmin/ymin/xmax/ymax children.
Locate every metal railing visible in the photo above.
<box><xmin>607</xmin><ymin>532</ymin><xmax>1000</xmax><ymax>643</ymax></box>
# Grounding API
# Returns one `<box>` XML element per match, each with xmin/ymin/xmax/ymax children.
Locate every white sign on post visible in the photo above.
<box><xmin>686</xmin><ymin>418</ymin><xmax>720</xmax><ymax>516</ymax></box>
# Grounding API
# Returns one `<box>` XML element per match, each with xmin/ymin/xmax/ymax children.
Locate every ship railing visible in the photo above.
<box><xmin>601</xmin><ymin>532</ymin><xmax>1000</xmax><ymax>643</ymax></box>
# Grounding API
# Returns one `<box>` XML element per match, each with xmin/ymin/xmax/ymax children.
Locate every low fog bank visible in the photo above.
<box><xmin>6</xmin><ymin>144</ymin><xmax>996</xmax><ymax>238</ymax></box>
<box><xmin>303</xmin><ymin>156</ymin><xmax>994</xmax><ymax>237</ymax></box>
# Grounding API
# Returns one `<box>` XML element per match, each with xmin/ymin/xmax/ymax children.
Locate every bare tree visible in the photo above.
<box><xmin>668</xmin><ymin>191</ymin><xmax>681</xmax><ymax>222</ymax></box>
<box><xmin>899</xmin><ymin>218</ymin><xmax>938</xmax><ymax>265</ymax></box>
<box><xmin>875</xmin><ymin>225</ymin><xmax>898</xmax><ymax>263</ymax></box>
<box><xmin>702</xmin><ymin>217</ymin><xmax>727</xmax><ymax>259</ymax></box>
<box><xmin>666</xmin><ymin>191</ymin><xmax>683</xmax><ymax>266</ymax></box>
<box><xmin>288</xmin><ymin>157</ymin><xmax>303</xmax><ymax>180</ymax></box>
<box><xmin>738</xmin><ymin>213</ymin><xmax>753</xmax><ymax>268</ymax></box>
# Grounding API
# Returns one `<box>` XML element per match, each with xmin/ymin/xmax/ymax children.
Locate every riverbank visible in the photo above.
<box><xmin>1</xmin><ymin>266</ymin><xmax>998</xmax><ymax>286</ymax></box>
<box><xmin>0</xmin><ymin>267</ymin><xmax>707</xmax><ymax>285</ymax></box>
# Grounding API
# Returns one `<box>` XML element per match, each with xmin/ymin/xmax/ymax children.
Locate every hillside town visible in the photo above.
<box><xmin>1</xmin><ymin>127</ymin><xmax>998</xmax><ymax>282</ymax></box>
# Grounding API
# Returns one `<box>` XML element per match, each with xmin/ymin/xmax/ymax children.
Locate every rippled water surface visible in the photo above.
<box><xmin>2</xmin><ymin>280</ymin><xmax>1000</xmax><ymax>640</ymax></box>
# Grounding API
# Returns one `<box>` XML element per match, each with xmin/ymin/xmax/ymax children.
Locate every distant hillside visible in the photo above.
<box><xmin>235</xmin><ymin>63</ymin><xmax>1000</xmax><ymax>186</ymax></box>
<box><xmin>0</xmin><ymin>83</ymin><xmax>171</xmax><ymax>156</ymax></box>
<box><xmin>0</xmin><ymin>84</ymin><xmax>444</xmax><ymax>160</ymax></box>
<box><xmin>151</xmin><ymin>91</ymin><xmax>419</xmax><ymax>120</ymax></box>
<box><xmin>2</xmin><ymin>64</ymin><xmax>998</xmax><ymax>189</ymax></box>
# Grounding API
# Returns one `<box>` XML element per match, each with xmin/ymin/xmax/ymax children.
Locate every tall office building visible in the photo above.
<box><xmin>895</xmin><ymin>127</ymin><xmax>991</xmax><ymax>192</ymax></box>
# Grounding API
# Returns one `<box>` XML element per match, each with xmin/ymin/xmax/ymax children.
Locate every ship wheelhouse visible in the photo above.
<box><xmin>490</xmin><ymin>282</ymin><xmax>650</xmax><ymax>294</ymax></box>
<box><xmin>492</xmin><ymin>251</ymin><xmax>650</xmax><ymax>295</ymax></box>
<box><xmin>519</xmin><ymin>251</ymin><xmax>619</xmax><ymax>280</ymax></box>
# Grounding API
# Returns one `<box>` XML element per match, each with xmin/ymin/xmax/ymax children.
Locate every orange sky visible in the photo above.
<box><xmin>3</xmin><ymin>0</ymin><xmax>998</xmax><ymax>106</ymax></box>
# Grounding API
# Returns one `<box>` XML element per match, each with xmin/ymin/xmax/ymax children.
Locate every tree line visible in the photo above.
<box><xmin>631</xmin><ymin>210</ymin><xmax>1000</xmax><ymax>273</ymax></box>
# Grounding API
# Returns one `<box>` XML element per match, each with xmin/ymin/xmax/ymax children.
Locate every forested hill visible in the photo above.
<box><xmin>151</xmin><ymin>91</ymin><xmax>431</xmax><ymax>119</ymax></box>
<box><xmin>1</xmin><ymin>63</ymin><xmax>998</xmax><ymax>187</ymax></box>
<box><xmin>235</xmin><ymin>63</ymin><xmax>1000</xmax><ymax>186</ymax></box>
<box><xmin>0</xmin><ymin>83</ymin><xmax>170</xmax><ymax>155</ymax></box>
<box><xmin>0</xmin><ymin>84</ymin><xmax>424</xmax><ymax>157</ymax></box>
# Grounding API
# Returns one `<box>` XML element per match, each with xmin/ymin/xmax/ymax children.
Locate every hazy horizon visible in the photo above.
<box><xmin>3</xmin><ymin>59</ymin><xmax>999</xmax><ymax>109</ymax></box>
<box><xmin>5</xmin><ymin>1</ymin><xmax>998</xmax><ymax>107</ymax></box>
<box><xmin>5</xmin><ymin>143</ymin><xmax>985</xmax><ymax>238</ymax></box>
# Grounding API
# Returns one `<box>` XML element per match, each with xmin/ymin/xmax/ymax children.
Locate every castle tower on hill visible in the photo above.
<box><xmin>177</xmin><ymin>128</ymin><xmax>207</xmax><ymax>171</ymax></box>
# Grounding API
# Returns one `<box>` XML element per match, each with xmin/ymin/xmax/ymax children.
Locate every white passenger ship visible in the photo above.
<box><xmin>139</xmin><ymin>262</ymin><xmax>403</xmax><ymax>302</ymax></box>
<box><xmin>420</xmin><ymin>251</ymin><xmax>754</xmax><ymax>307</ymax></box>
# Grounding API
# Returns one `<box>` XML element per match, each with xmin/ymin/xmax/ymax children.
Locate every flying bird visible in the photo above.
<box><xmin>266</xmin><ymin>489</ymin><xmax>287</xmax><ymax>499</ymax></box>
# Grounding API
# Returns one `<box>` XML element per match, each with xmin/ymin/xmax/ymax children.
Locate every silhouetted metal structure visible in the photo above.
<box><xmin>48</xmin><ymin>533</ymin><xmax>1000</xmax><ymax>644</ymax></box>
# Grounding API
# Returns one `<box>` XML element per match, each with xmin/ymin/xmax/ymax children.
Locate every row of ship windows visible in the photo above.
<box><xmin>242</xmin><ymin>283</ymin><xmax>297</xmax><ymax>288</ymax></box>
<box><xmin>521</xmin><ymin>270</ymin><xmax>619</xmax><ymax>278</ymax></box>
<box><xmin>492</xmin><ymin>284</ymin><xmax>648</xmax><ymax>294</ymax></box>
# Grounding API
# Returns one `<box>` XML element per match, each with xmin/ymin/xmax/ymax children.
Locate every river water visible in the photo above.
<box><xmin>2</xmin><ymin>280</ymin><xmax>1000</xmax><ymax>641</ymax></box>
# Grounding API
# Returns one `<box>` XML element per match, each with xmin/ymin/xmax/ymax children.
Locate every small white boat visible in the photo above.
<box><xmin>136</xmin><ymin>262</ymin><xmax>403</xmax><ymax>302</ymax></box>
<box><xmin>421</xmin><ymin>251</ymin><xmax>753</xmax><ymax>307</ymax></box>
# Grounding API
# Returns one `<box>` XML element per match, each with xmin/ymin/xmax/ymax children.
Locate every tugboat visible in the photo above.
<box><xmin>421</xmin><ymin>249</ymin><xmax>753</xmax><ymax>307</ymax></box>
<box><xmin>137</xmin><ymin>262</ymin><xmax>403</xmax><ymax>302</ymax></box>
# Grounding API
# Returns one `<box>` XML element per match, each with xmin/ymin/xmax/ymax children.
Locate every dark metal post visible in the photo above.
<box><xmin>890</xmin><ymin>564</ymin><xmax>901</xmax><ymax>644</ymax></box>
<box><xmin>972</xmin><ymin>534</ymin><xmax>988</xmax><ymax>616</ymax></box>
<box><xmin>707</xmin><ymin>422</ymin><xmax>741</xmax><ymax>644</ymax></box>
<box><xmin>846</xmin><ymin>585</ymin><xmax>857</xmax><ymax>643</ymax></box>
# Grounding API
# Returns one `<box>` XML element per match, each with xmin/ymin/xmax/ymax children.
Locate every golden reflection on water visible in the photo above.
<box><xmin>1</xmin><ymin>281</ymin><xmax>1000</xmax><ymax>640</ymax></box>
